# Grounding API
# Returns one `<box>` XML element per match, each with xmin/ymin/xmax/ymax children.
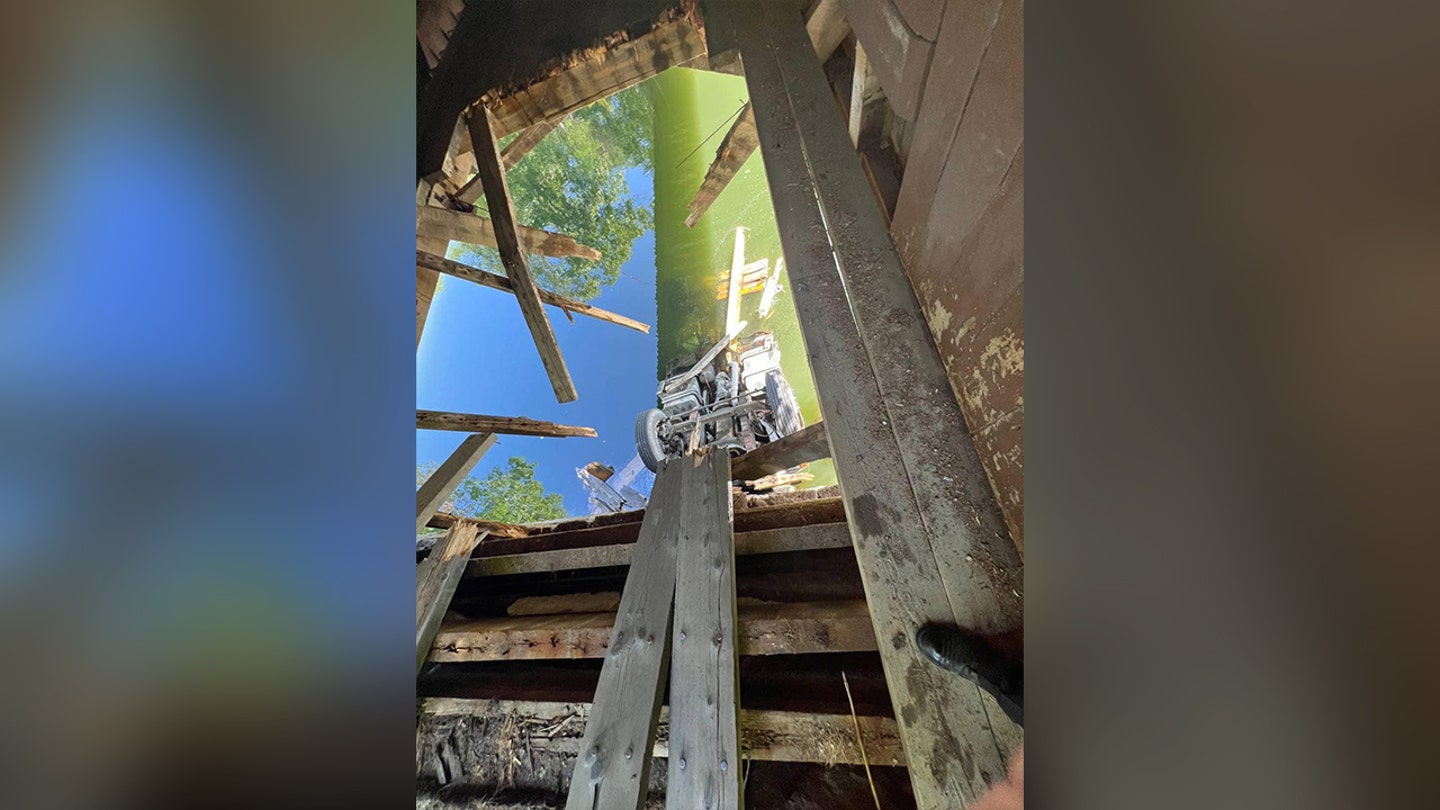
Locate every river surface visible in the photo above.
<box><xmin>645</xmin><ymin>68</ymin><xmax>835</xmax><ymax>487</ymax></box>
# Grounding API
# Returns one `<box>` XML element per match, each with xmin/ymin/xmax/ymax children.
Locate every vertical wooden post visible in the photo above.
<box><xmin>719</xmin><ymin>2</ymin><xmax>1024</xmax><ymax>806</ymax></box>
<box><xmin>665</xmin><ymin>452</ymin><xmax>740</xmax><ymax>809</ymax></box>
<box><xmin>416</xmin><ymin>433</ymin><xmax>497</xmax><ymax>534</ymax></box>
<box><xmin>564</xmin><ymin>460</ymin><xmax>687</xmax><ymax>810</ymax></box>
<box><xmin>416</xmin><ymin>523</ymin><xmax>484</xmax><ymax>675</ymax></box>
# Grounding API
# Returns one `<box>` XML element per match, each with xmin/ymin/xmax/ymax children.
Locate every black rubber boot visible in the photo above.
<box><xmin>915</xmin><ymin>624</ymin><xmax>1024</xmax><ymax>727</ymax></box>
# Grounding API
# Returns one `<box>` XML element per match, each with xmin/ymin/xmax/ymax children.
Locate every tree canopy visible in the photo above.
<box><xmin>417</xmin><ymin>456</ymin><xmax>566</xmax><ymax>523</ymax></box>
<box><xmin>451</xmin><ymin>85</ymin><xmax>654</xmax><ymax>302</ymax></box>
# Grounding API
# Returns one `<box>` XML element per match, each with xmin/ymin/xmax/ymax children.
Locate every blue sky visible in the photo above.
<box><xmin>416</xmin><ymin>167</ymin><xmax>659</xmax><ymax>516</ymax></box>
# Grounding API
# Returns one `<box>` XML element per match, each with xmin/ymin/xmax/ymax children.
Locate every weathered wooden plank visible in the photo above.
<box><xmin>416</xmin><ymin>251</ymin><xmax>650</xmax><ymax>334</ymax></box>
<box><xmin>848</xmin><ymin>41</ymin><xmax>884</xmax><ymax>148</ymax></box>
<box><xmin>416</xmin><ymin>204</ymin><xmax>602</xmax><ymax>261</ymax></box>
<box><xmin>889</xmin><ymin>0</ymin><xmax>1010</xmax><ymax>268</ymax></box>
<box><xmin>467</xmin><ymin>105</ymin><xmax>577</xmax><ymax>403</ymax></box>
<box><xmin>731</xmin><ymin>421</ymin><xmax>830</xmax><ymax>480</ymax></box>
<box><xmin>562</xmin><ymin>460</ymin><xmax>685</xmax><ymax>810</ymax></box>
<box><xmin>839</xmin><ymin>0</ymin><xmax>933</xmax><ymax>119</ymax></box>
<box><xmin>806</xmin><ymin>0</ymin><xmax>851</xmax><ymax>63</ymax></box>
<box><xmin>417</xmin><ymin>263</ymin><xmax>440</xmax><ymax>350</ymax></box>
<box><xmin>417</xmin><ymin>433</ymin><xmax>497</xmax><ymax>534</ymax></box>
<box><xmin>724</xmin><ymin>3</ymin><xmax>1022</xmax><ymax>806</ymax></box>
<box><xmin>685</xmin><ymin>104</ymin><xmax>759</xmax><ymax>228</ymax></box>
<box><xmin>419</xmin><ymin>698</ymin><xmax>906</xmax><ymax>767</ymax></box>
<box><xmin>431</xmin><ymin>599</ymin><xmax>876</xmax><ymax>663</ymax></box>
<box><xmin>666</xmin><ymin>452</ymin><xmax>739</xmax><ymax>809</ymax></box>
<box><xmin>470</xmin><ymin>521</ymin><xmax>851</xmax><ymax>577</ymax></box>
<box><xmin>417</xmin><ymin>523</ymin><xmax>484</xmax><ymax>675</ymax></box>
<box><xmin>417</xmin><ymin>410</ymin><xmax>596</xmax><ymax>438</ymax></box>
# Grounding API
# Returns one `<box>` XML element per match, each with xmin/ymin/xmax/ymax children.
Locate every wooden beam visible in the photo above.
<box><xmin>469</xmin><ymin>522</ymin><xmax>851</xmax><ymax>577</ymax></box>
<box><xmin>420</xmin><ymin>698</ymin><xmax>906</xmax><ymax>767</ymax></box>
<box><xmin>848</xmin><ymin>42</ymin><xmax>884</xmax><ymax>148</ymax></box>
<box><xmin>684</xmin><ymin>104</ymin><xmax>759</xmax><ymax>228</ymax></box>
<box><xmin>723</xmin><ymin>3</ymin><xmax>1022</xmax><ymax>806</ymax></box>
<box><xmin>467</xmin><ymin>105</ymin><xmax>578</xmax><ymax>403</ymax></box>
<box><xmin>806</xmin><ymin>0</ymin><xmax>850</xmax><ymax>63</ymax></box>
<box><xmin>665</xmin><ymin>452</ymin><xmax>740</xmax><ymax>809</ymax></box>
<box><xmin>562</xmin><ymin>459</ymin><xmax>686</xmax><ymax>810</ymax></box>
<box><xmin>427</xmin><ymin>511</ymin><xmax>528</xmax><ymax>540</ymax></box>
<box><xmin>417</xmin><ymin>523</ymin><xmax>484</xmax><ymax>675</ymax></box>
<box><xmin>417</xmin><ymin>433</ymin><xmax>497</xmax><ymax>534</ymax></box>
<box><xmin>731</xmin><ymin>421</ymin><xmax>830</xmax><ymax>480</ymax></box>
<box><xmin>416</xmin><ymin>204</ymin><xmax>602</xmax><ymax>261</ymax></box>
<box><xmin>429</xmin><ymin>599</ymin><xmax>876</xmax><ymax>663</ymax></box>
<box><xmin>416</xmin><ymin>251</ymin><xmax>650</xmax><ymax>334</ymax></box>
<box><xmin>417</xmin><ymin>410</ymin><xmax>596</xmax><ymax>438</ymax></box>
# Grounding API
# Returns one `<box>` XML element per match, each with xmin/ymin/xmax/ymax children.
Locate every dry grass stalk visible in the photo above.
<box><xmin>843</xmin><ymin>671</ymin><xmax>882</xmax><ymax>810</ymax></box>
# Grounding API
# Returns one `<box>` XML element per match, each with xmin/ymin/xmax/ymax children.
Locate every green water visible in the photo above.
<box><xmin>644</xmin><ymin>68</ymin><xmax>835</xmax><ymax>487</ymax></box>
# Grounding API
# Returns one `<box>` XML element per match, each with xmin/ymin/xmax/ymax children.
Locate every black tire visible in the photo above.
<box><xmin>635</xmin><ymin>408</ymin><xmax>668</xmax><ymax>472</ymax></box>
<box><xmin>765</xmin><ymin>370</ymin><xmax>804</xmax><ymax>438</ymax></box>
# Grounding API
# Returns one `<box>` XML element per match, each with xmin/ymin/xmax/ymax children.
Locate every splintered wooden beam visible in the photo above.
<box><xmin>666</xmin><ymin>452</ymin><xmax>740</xmax><ymax>809</ymax></box>
<box><xmin>416</xmin><ymin>204</ymin><xmax>601</xmax><ymax>261</ymax></box>
<box><xmin>416</xmin><ymin>433</ymin><xmax>496</xmax><ymax>534</ymax></box>
<box><xmin>416</xmin><ymin>251</ymin><xmax>650</xmax><ymax>334</ymax></box>
<box><xmin>419</xmin><ymin>699</ymin><xmax>907</xmax><ymax>767</ymax></box>
<box><xmin>722</xmin><ymin>2</ymin><xmax>1024</xmax><ymax>806</ymax></box>
<box><xmin>429</xmin><ymin>599</ymin><xmax>877</xmax><ymax>662</ymax></box>
<box><xmin>417</xmin><ymin>410</ymin><xmax>596</xmax><ymax>438</ymax></box>
<box><xmin>427</xmin><ymin>511</ymin><xmax>528</xmax><ymax>540</ymax></box>
<box><xmin>562</xmin><ymin>459</ymin><xmax>688</xmax><ymax>810</ymax></box>
<box><xmin>417</xmin><ymin>523</ymin><xmax>484</xmax><ymax>675</ymax></box>
<box><xmin>685</xmin><ymin>103</ymin><xmax>759</xmax><ymax>228</ymax></box>
<box><xmin>467</xmin><ymin>106</ymin><xmax>577</xmax><ymax>403</ymax></box>
<box><xmin>731</xmin><ymin>421</ymin><xmax>831</xmax><ymax>480</ymax></box>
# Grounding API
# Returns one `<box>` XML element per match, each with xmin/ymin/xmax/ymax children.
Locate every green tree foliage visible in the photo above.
<box><xmin>416</xmin><ymin>456</ymin><xmax>566</xmax><ymax>523</ymax></box>
<box><xmin>451</xmin><ymin>85</ymin><xmax>654</xmax><ymax>301</ymax></box>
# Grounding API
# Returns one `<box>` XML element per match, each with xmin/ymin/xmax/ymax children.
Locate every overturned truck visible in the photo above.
<box><xmin>635</xmin><ymin>326</ymin><xmax>803</xmax><ymax>472</ymax></box>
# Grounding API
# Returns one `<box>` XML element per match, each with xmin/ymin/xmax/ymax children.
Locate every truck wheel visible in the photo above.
<box><xmin>635</xmin><ymin>408</ymin><xmax>669</xmax><ymax>472</ymax></box>
<box><xmin>765</xmin><ymin>371</ymin><xmax>804</xmax><ymax>438</ymax></box>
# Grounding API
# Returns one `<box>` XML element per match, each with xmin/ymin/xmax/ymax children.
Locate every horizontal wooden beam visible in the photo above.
<box><xmin>428</xmin><ymin>599</ymin><xmax>876</xmax><ymax>663</ymax></box>
<box><xmin>416</xmin><ymin>251</ymin><xmax>650</xmax><ymax>334</ymax></box>
<box><xmin>416</xmin><ymin>204</ymin><xmax>601</xmax><ymax>261</ymax></box>
<box><xmin>419</xmin><ymin>698</ymin><xmax>906</xmax><ymax>767</ymax></box>
<box><xmin>427</xmin><ymin>511</ymin><xmax>528</xmax><ymax>540</ymax></box>
<box><xmin>469</xmin><ymin>522</ymin><xmax>851</xmax><ymax>577</ymax></box>
<box><xmin>416</xmin><ymin>410</ymin><xmax>596</xmax><ymax>438</ymax></box>
<box><xmin>732</xmin><ymin>421</ymin><xmax>830</xmax><ymax>480</ymax></box>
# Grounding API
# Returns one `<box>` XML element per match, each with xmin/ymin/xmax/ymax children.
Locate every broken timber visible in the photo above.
<box><xmin>417</xmin><ymin>523</ymin><xmax>485</xmax><ymax>675</ymax></box>
<box><xmin>416</xmin><ymin>432</ymin><xmax>497</xmax><ymax>534</ymax></box>
<box><xmin>684</xmin><ymin>103</ymin><xmax>758</xmax><ymax>228</ymax></box>
<box><xmin>731</xmin><ymin>421</ymin><xmax>830</xmax><ymax>480</ymax></box>
<box><xmin>467</xmin><ymin>104</ymin><xmax>575</xmax><ymax>402</ymax></box>
<box><xmin>417</xmin><ymin>410</ymin><xmax>596</xmax><ymax>438</ymax></box>
<box><xmin>420</xmin><ymin>698</ymin><xmax>907</xmax><ymax>768</ymax></box>
<box><xmin>417</xmin><ymin>251</ymin><xmax>649</xmax><ymax>334</ymax></box>
<box><xmin>416</xmin><ymin>204</ymin><xmax>600</xmax><ymax>260</ymax></box>
<box><xmin>562</xmin><ymin>459</ymin><xmax>688</xmax><ymax>810</ymax></box>
<box><xmin>723</xmin><ymin>2</ymin><xmax>1024</xmax><ymax>806</ymax></box>
<box><xmin>429</xmin><ymin>599</ymin><xmax>875</xmax><ymax>663</ymax></box>
<box><xmin>665</xmin><ymin>452</ymin><xmax>740</xmax><ymax>809</ymax></box>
